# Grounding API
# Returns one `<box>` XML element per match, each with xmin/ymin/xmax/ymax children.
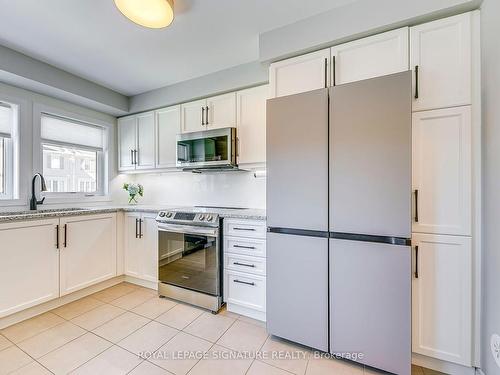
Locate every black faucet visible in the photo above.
<box><xmin>30</xmin><ymin>173</ymin><xmax>47</xmax><ymax>210</ymax></box>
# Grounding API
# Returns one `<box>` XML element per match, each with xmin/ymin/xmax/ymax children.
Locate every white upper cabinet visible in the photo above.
<box><xmin>269</xmin><ymin>48</ymin><xmax>330</xmax><ymax>98</ymax></box>
<box><xmin>206</xmin><ymin>92</ymin><xmax>237</xmax><ymax>130</ymax></box>
<box><xmin>136</xmin><ymin>112</ymin><xmax>155</xmax><ymax>170</ymax></box>
<box><xmin>410</xmin><ymin>13</ymin><xmax>471</xmax><ymax>111</ymax></box>
<box><xmin>156</xmin><ymin>105</ymin><xmax>180</xmax><ymax>169</ymax></box>
<box><xmin>331</xmin><ymin>27</ymin><xmax>409</xmax><ymax>85</ymax></box>
<box><xmin>118</xmin><ymin>116</ymin><xmax>136</xmax><ymax>171</ymax></box>
<box><xmin>412</xmin><ymin>233</ymin><xmax>472</xmax><ymax>366</ymax></box>
<box><xmin>412</xmin><ymin>106</ymin><xmax>471</xmax><ymax>236</ymax></box>
<box><xmin>236</xmin><ymin>85</ymin><xmax>268</xmax><ymax>164</ymax></box>
<box><xmin>0</xmin><ymin>219</ymin><xmax>60</xmax><ymax>318</ymax></box>
<box><xmin>181</xmin><ymin>99</ymin><xmax>207</xmax><ymax>133</ymax></box>
<box><xmin>118</xmin><ymin>112</ymin><xmax>155</xmax><ymax>171</ymax></box>
<box><xmin>59</xmin><ymin>214</ymin><xmax>117</xmax><ymax>296</ymax></box>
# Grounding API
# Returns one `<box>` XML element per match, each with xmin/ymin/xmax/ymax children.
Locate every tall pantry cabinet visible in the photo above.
<box><xmin>269</xmin><ymin>10</ymin><xmax>480</xmax><ymax>372</ymax></box>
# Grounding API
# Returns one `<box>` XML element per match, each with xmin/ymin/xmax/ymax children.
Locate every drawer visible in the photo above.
<box><xmin>224</xmin><ymin>219</ymin><xmax>267</xmax><ymax>239</ymax></box>
<box><xmin>225</xmin><ymin>236</ymin><xmax>266</xmax><ymax>258</ymax></box>
<box><xmin>225</xmin><ymin>253</ymin><xmax>266</xmax><ymax>276</ymax></box>
<box><xmin>225</xmin><ymin>271</ymin><xmax>266</xmax><ymax>312</ymax></box>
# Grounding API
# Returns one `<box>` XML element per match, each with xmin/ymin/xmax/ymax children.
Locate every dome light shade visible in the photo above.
<box><xmin>114</xmin><ymin>0</ymin><xmax>174</xmax><ymax>29</ymax></box>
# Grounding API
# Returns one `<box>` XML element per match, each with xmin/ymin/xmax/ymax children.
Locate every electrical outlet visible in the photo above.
<box><xmin>491</xmin><ymin>334</ymin><xmax>500</xmax><ymax>368</ymax></box>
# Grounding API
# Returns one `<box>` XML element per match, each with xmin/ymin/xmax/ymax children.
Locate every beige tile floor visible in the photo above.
<box><xmin>0</xmin><ymin>282</ymin><xmax>446</xmax><ymax>375</ymax></box>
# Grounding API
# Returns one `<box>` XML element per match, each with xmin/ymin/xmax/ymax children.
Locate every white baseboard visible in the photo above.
<box><xmin>0</xmin><ymin>276</ymin><xmax>125</xmax><ymax>329</ymax></box>
<box><xmin>227</xmin><ymin>303</ymin><xmax>266</xmax><ymax>322</ymax></box>
<box><xmin>412</xmin><ymin>353</ymin><xmax>476</xmax><ymax>375</ymax></box>
<box><xmin>124</xmin><ymin>276</ymin><xmax>158</xmax><ymax>290</ymax></box>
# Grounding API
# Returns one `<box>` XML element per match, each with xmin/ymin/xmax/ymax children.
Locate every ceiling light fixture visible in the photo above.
<box><xmin>114</xmin><ymin>0</ymin><xmax>174</xmax><ymax>29</ymax></box>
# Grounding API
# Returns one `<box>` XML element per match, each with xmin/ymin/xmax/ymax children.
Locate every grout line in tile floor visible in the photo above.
<box><xmin>1</xmin><ymin>283</ymin><xmax>444</xmax><ymax>375</ymax></box>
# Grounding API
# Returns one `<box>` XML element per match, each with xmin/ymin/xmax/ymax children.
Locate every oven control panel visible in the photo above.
<box><xmin>156</xmin><ymin>211</ymin><xmax>219</xmax><ymax>226</ymax></box>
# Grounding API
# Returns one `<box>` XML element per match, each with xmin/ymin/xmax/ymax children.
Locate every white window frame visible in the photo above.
<box><xmin>0</xmin><ymin>100</ymin><xmax>20</xmax><ymax>201</ymax></box>
<box><xmin>33</xmin><ymin>103</ymin><xmax>113</xmax><ymax>203</ymax></box>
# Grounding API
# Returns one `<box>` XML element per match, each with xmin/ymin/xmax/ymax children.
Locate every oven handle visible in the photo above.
<box><xmin>157</xmin><ymin>223</ymin><xmax>219</xmax><ymax>237</ymax></box>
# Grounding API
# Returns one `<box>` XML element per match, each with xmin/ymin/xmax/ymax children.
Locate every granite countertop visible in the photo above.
<box><xmin>0</xmin><ymin>205</ymin><xmax>266</xmax><ymax>223</ymax></box>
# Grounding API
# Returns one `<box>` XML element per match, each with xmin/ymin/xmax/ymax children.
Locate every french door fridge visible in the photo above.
<box><xmin>266</xmin><ymin>71</ymin><xmax>412</xmax><ymax>375</ymax></box>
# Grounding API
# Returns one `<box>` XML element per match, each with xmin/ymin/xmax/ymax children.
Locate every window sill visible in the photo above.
<box><xmin>41</xmin><ymin>195</ymin><xmax>112</xmax><ymax>205</ymax></box>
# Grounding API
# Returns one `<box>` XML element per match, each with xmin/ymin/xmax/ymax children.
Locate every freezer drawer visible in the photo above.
<box><xmin>267</xmin><ymin>232</ymin><xmax>329</xmax><ymax>351</ymax></box>
<box><xmin>329</xmin><ymin>71</ymin><xmax>412</xmax><ymax>238</ymax></box>
<box><xmin>329</xmin><ymin>238</ymin><xmax>411</xmax><ymax>375</ymax></box>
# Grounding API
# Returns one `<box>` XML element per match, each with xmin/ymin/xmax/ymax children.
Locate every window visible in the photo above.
<box><xmin>0</xmin><ymin>102</ymin><xmax>18</xmax><ymax>199</ymax></box>
<box><xmin>41</xmin><ymin>114</ymin><xmax>105</xmax><ymax>195</ymax></box>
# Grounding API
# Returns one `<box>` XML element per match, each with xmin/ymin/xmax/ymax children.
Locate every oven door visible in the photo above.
<box><xmin>158</xmin><ymin>223</ymin><xmax>220</xmax><ymax>296</ymax></box>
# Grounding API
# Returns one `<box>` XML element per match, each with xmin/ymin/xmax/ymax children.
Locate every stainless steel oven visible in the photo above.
<box><xmin>156</xmin><ymin>211</ymin><xmax>222</xmax><ymax>312</ymax></box>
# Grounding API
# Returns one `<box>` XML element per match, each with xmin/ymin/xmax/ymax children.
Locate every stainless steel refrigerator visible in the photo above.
<box><xmin>266</xmin><ymin>71</ymin><xmax>412</xmax><ymax>375</ymax></box>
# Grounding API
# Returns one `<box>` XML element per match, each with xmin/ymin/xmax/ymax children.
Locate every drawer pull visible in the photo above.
<box><xmin>234</xmin><ymin>279</ymin><xmax>255</xmax><ymax>286</ymax></box>
<box><xmin>233</xmin><ymin>262</ymin><xmax>256</xmax><ymax>268</ymax></box>
<box><xmin>234</xmin><ymin>244</ymin><xmax>256</xmax><ymax>250</ymax></box>
<box><xmin>233</xmin><ymin>227</ymin><xmax>256</xmax><ymax>231</ymax></box>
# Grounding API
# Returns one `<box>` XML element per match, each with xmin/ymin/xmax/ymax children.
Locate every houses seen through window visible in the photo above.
<box><xmin>0</xmin><ymin>101</ymin><xmax>18</xmax><ymax>199</ymax></box>
<box><xmin>41</xmin><ymin>114</ymin><xmax>104</xmax><ymax>195</ymax></box>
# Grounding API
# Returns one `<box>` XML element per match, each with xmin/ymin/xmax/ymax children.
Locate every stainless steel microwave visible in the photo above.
<box><xmin>176</xmin><ymin>127</ymin><xmax>237</xmax><ymax>170</ymax></box>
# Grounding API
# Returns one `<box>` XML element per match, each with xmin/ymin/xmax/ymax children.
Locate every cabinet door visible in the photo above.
<box><xmin>410</xmin><ymin>13</ymin><xmax>471</xmax><ymax>111</ymax></box>
<box><xmin>0</xmin><ymin>219</ymin><xmax>59</xmax><ymax>318</ymax></box>
<box><xmin>412</xmin><ymin>233</ymin><xmax>472</xmax><ymax>366</ymax></box>
<box><xmin>269</xmin><ymin>48</ymin><xmax>330</xmax><ymax>98</ymax></box>
<box><xmin>412</xmin><ymin>107</ymin><xmax>471</xmax><ymax>236</ymax></box>
<box><xmin>331</xmin><ymin>27</ymin><xmax>409</xmax><ymax>85</ymax></box>
<box><xmin>156</xmin><ymin>105</ymin><xmax>180</xmax><ymax>169</ymax></box>
<box><xmin>136</xmin><ymin>112</ymin><xmax>155</xmax><ymax>170</ymax></box>
<box><xmin>206</xmin><ymin>92</ymin><xmax>236</xmax><ymax>130</ymax></box>
<box><xmin>141</xmin><ymin>214</ymin><xmax>159</xmax><ymax>283</ymax></box>
<box><xmin>236</xmin><ymin>85</ymin><xmax>268</xmax><ymax>164</ymax></box>
<box><xmin>181</xmin><ymin>99</ymin><xmax>206</xmax><ymax>133</ymax></box>
<box><xmin>118</xmin><ymin>116</ymin><xmax>136</xmax><ymax>171</ymax></box>
<box><xmin>60</xmin><ymin>214</ymin><xmax>117</xmax><ymax>296</ymax></box>
<box><xmin>124</xmin><ymin>213</ymin><xmax>142</xmax><ymax>279</ymax></box>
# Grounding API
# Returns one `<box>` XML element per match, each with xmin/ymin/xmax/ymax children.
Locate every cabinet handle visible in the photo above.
<box><xmin>414</xmin><ymin>189</ymin><xmax>419</xmax><ymax>223</ymax></box>
<box><xmin>324</xmin><ymin>58</ymin><xmax>328</xmax><ymax>88</ymax></box>
<box><xmin>55</xmin><ymin>225</ymin><xmax>59</xmax><ymax>249</ymax></box>
<box><xmin>233</xmin><ymin>227</ymin><xmax>255</xmax><ymax>231</ymax></box>
<box><xmin>139</xmin><ymin>219</ymin><xmax>143</xmax><ymax>238</ymax></box>
<box><xmin>414</xmin><ymin>65</ymin><xmax>419</xmax><ymax>99</ymax></box>
<box><xmin>135</xmin><ymin>218</ymin><xmax>139</xmax><ymax>238</ymax></box>
<box><xmin>205</xmin><ymin>106</ymin><xmax>209</xmax><ymax>125</ymax></box>
<box><xmin>233</xmin><ymin>262</ymin><xmax>256</xmax><ymax>268</ymax></box>
<box><xmin>134</xmin><ymin>150</ymin><xmax>138</xmax><ymax>165</ymax></box>
<box><xmin>201</xmin><ymin>107</ymin><xmax>205</xmax><ymax>125</ymax></box>
<box><xmin>130</xmin><ymin>150</ymin><xmax>134</xmax><ymax>165</ymax></box>
<box><xmin>414</xmin><ymin>246</ymin><xmax>419</xmax><ymax>279</ymax></box>
<box><xmin>234</xmin><ymin>244</ymin><xmax>256</xmax><ymax>250</ymax></box>
<box><xmin>234</xmin><ymin>279</ymin><xmax>255</xmax><ymax>286</ymax></box>
<box><xmin>63</xmin><ymin>224</ymin><xmax>67</xmax><ymax>248</ymax></box>
<box><xmin>332</xmin><ymin>56</ymin><xmax>336</xmax><ymax>86</ymax></box>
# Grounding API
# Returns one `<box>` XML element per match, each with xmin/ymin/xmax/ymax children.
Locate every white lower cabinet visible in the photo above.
<box><xmin>412</xmin><ymin>233</ymin><xmax>472</xmax><ymax>366</ymax></box>
<box><xmin>59</xmin><ymin>214</ymin><xmax>117</xmax><ymax>296</ymax></box>
<box><xmin>0</xmin><ymin>213</ymin><xmax>118</xmax><ymax>318</ymax></box>
<box><xmin>124</xmin><ymin>212</ymin><xmax>158</xmax><ymax>283</ymax></box>
<box><xmin>0</xmin><ymin>219</ymin><xmax>60</xmax><ymax>318</ymax></box>
<box><xmin>223</xmin><ymin>219</ymin><xmax>266</xmax><ymax>321</ymax></box>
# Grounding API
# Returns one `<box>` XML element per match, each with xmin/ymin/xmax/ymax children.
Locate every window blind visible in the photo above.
<box><xmin>41</xmin><ymin>114</ymin><xmax>104</xmax><ymax>150</ymax></box>
<box><xmin>0</xmin><ymin>103</ymin><xmax>12</xmax><ymax>138</ymax></box>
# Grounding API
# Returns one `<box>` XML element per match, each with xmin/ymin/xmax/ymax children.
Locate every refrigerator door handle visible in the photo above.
<box><xmin>414</xmin><ymin>245</ymin><xmax>419</xmax><ymax>279</ymax></box>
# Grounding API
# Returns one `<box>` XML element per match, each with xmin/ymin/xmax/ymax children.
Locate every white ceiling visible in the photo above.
<box><xmin>0</xmin><ymin>0</ymin><xmax>354</xmax><ymax>96</ymax></box>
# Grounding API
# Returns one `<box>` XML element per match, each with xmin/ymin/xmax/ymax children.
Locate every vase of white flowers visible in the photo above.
<box><xmin>123</xmin><ymin>183</ymin><xmax>144</xmax><ymax>204</ymax></box>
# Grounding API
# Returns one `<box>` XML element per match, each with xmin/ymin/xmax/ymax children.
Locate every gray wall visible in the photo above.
<box><xmin>259</xmin><ymin>0</ymin><xmax>482</xmax><ymax>62</ymax></box>
<box><xmin>0</xmin><ymin>45</ymin><xmax>128</xmax><ymax>116</ymax></box>
<box><xmin>481</xmin><ymin>0</ymin><xmax>500</xmax><ymax>373</ymax></box>
<box><xmin>128</xmin><ymin>61</ymin><xmax>268</xmax><ymax>114</ymax></box>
